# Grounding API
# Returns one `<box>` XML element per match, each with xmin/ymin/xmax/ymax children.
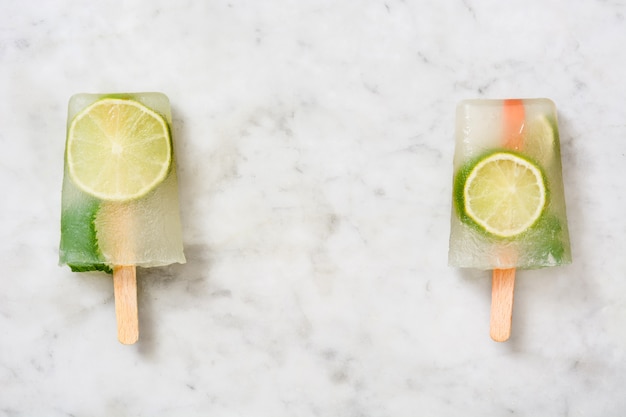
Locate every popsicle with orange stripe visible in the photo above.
<box><xmin>449</xmin><ymin>98</ymin><xmax>572</xmax><ymax>341</ymax></box>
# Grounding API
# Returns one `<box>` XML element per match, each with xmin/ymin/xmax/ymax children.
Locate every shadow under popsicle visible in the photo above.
<box><xmin>135</xmin><ymin>243</ymin><xmax>213</xmax><ymax>357</ymax></box>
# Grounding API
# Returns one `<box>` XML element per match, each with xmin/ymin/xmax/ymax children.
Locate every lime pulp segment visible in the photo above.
<box><xmin>522</xmin><ymin>114</ymin><xmax>556</xmax><ymax>166</ymax></box>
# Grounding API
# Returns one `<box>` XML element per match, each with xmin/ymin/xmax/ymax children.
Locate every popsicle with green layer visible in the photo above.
<box><xmin>59</xmin><ymin>92</ymin><xmax>185</xmax><ymax>344</ymax></box>
<box><xmin>449</xmin><ymin>98</ymin><xmax>571</xmax><ymax>341</ymax></box>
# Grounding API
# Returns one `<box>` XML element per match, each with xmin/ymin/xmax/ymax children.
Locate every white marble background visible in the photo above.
<box><xmin>1</xmin><ymin>0</ymin><xmax>625</xmax><ymax>416</ymax></box>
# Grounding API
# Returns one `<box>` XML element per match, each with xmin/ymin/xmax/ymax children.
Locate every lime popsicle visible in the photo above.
<box><xmin>59</xmin><ymin>92</ymin><xmax>185</xmax><ymax>344</ymax></box>
<box><xmin>449</xmin><ymin>98</ymin><xmax>571</xmax><ymax>341</ymax></box>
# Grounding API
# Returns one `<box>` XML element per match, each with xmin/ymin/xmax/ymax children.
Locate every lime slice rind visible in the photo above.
<box><xmin>59</xmin><ymin>177</ymin><xmax>112</xmax><ymax>274</ymax></box>
<box><xmin>67</xmin><ymin>98</ymin><xmax>172</xmax><ymax>202</ymax></box>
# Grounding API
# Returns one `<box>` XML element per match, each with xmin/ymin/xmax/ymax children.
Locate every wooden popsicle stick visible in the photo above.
<box><xmin>113</xmin><ymin>265</ymin><xmax>138</xmax><ymax>345</ymax></box>
<box><xmin>490</xmin><ymin>268</ymin><xmax>516</xmax><ymax>342</ymax></box>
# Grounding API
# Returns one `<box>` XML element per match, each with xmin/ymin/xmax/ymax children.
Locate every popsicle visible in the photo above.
<box><xmin>59</xmin><ymin>92</ymin><xmax>186</xmax><ymax>344</ymax></box>
<box><xmin>449</xmin><ymin>98</ymin><xmax>571</xmax><ymax>341</ymax></box>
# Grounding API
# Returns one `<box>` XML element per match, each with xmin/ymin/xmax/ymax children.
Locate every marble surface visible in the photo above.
<box><xmin>1</xmin><ymin>0</ymin><xmax>625</xmax><ymax>415</ymax></box>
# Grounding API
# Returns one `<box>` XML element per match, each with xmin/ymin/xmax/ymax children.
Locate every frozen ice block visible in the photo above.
<box><xmin>60</xmin><ymin>92</ymin><xmax>185</xmax><ymax>271</ymax></box>
<box><xmin>449</xmin><ymin>98</ymin><xmax>571</xmax><ymax>270</ymax></box>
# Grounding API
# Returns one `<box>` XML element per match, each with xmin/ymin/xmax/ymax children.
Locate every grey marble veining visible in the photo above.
<box><xmin>1</xmin><ymin>0</ymin><xmax>625</xmax><ymax>416</ymax></box>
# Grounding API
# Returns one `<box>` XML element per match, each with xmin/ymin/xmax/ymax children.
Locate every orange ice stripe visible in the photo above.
<box><xmin>494</xmin><ymin>99</ymin><xmax>525</xmax><ymax>315</ymax></box>
<box><xmin>503</xmin><ymin>99</ymin><xmax>525</xmax><ymax>150</ymax></box>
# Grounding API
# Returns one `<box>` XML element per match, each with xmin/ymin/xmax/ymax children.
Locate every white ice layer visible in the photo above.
<box><xmin>95</xmin><ymin>166</ymin><xmax>186</xmax><ymax>267</ymax></box>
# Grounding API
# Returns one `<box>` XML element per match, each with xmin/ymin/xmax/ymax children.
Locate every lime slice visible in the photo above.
<box><xmin>456</xmin><ymin>151</ymin><xmax>547</xmax><ymax>238</ymax></box>
<box><xmin>523</xmin><ymin>114</ymin><xmax>556</xmax><ymax>166</ymax></box>
<box><xmin>67</xmin><ymin>98</ymin><xmax>171</xmax><ymax>201</ymax></box>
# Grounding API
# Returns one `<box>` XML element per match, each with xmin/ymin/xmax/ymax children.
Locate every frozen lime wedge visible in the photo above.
<box><xmin>456</xmin><ymin>151</ymin><xmax>547</xmax><ymax>238</ymax></box>
<box><xmin>67</xmin><ymin>98</ymin><xmax>172</xmax><ymax>201</ymax></box>
<box><xmin>523</xmin><ymin>114</ymin><xmax>556</xmax><ymax>165</ymax></box>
